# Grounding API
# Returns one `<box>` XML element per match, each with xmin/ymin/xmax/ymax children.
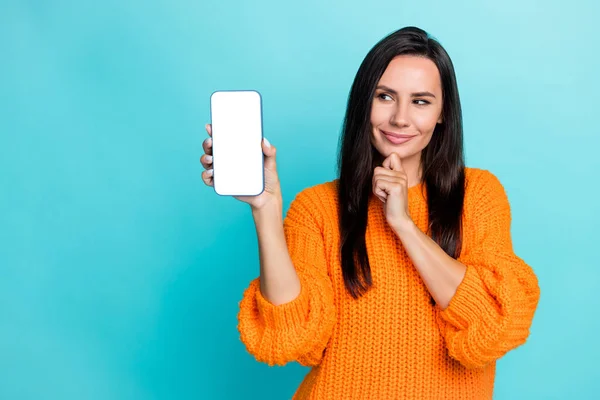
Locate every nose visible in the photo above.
<box><xmin>390</xmin><ymin>101</ymin><xmax>409</xmax><ymax>127</ymax></box>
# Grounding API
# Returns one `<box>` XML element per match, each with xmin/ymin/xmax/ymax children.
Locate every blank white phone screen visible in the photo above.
<box><xmin>210</xmin><ymin>90</ymin><xmax>264</xmax><ymax>196</ymax></box>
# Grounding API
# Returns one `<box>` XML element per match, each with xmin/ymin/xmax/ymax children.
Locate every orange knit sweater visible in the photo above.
<box><xmin>237</xmin><ymin>168</ymin><xmax>540</xmax><ymax>399</ymax></box>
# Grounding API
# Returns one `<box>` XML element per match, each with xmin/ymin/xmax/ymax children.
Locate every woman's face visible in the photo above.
<box><xmin>370</xmin><ymin>55</ymin><xmax>444</xmax><ymax>161</ymax></box>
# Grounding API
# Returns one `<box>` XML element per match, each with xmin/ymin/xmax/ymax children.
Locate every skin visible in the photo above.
<box><xmin>200</xmin><ymin>55</ymin><xmax>467</xmax><ymax>309</ymax></box>
<box><xmin>370</xmin><ymin>55</ymin><xmax>466</xmax><ymax>309</ymax></box>
<box><xmin>370</xmin><ymin>54</ymin><xmax>443</xmax><ymax>190</ymax></box>
<box><xmin>201</xmin><ymin>127</ymin><xmax>300</xmax><ymax>306</ymax></box>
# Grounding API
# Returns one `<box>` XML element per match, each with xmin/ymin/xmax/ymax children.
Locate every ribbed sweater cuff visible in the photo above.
<box><xmin>255</xmin><ymin>282</ymin><xmax>311</xmax><ymax>330</ymax></box>
<box><xmin>439</xmin><ymin>263</ymin><xmax>489</xmax><ymax>329</ymax></box>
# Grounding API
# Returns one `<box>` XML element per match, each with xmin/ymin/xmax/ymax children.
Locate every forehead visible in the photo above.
<box><xmin>377</xmin><ymin>55</ymin><xmax>441</xmax><ymax>92</ymax></box>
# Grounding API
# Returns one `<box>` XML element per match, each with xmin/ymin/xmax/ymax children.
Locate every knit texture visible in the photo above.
<box><xmin>237</xmin><ymin>168</ymin><xmax>540</xmax><ymax>399</ymax></box>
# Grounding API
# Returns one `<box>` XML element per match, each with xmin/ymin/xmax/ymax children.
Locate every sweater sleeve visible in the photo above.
<box><xmin>435</xmin><ymin>171</ymin><xmax>541</xmax><ymax>369</ymax></box>
<box><xmin>237</xmin><ymin>189</ymin><xmax>336</xmax><ymax>367</ymax></box>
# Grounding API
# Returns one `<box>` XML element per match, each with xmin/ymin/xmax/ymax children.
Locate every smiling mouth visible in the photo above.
<box><xmin>381</xmin><ymin>130</ymin><xmax>417</xmax><ymax>144</ymax></box>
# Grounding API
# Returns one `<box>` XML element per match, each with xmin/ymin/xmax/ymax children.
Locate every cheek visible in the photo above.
<box><xmin>413</xmin><ymin>111</ymin><xmax>440</xmax><ymax>134</ymax></box>
<box><xmin>370</xmin><ymin>105</ymin><xmax>385</xmax><ymax>126</ymax></box>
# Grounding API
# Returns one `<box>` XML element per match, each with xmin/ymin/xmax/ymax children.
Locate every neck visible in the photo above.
<box><xmin>402</xmin><ymin>153</ymin><xmax>423</xmax><ymax>188</ymax></box>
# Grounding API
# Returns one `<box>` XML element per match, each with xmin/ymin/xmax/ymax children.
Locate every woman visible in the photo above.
<box><xmin>200</xmin><ymin>26</ymin><xmax>540</xmax><ymax>400</ymax></box>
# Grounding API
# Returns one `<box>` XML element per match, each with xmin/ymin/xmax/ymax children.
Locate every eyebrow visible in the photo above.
<box><xmin>376</xmin><ymin>85</ymin><xmax>436</xmax><ymax>98</ymax></box>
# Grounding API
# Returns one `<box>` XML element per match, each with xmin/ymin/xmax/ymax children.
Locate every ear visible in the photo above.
<box><xmin>437</xmin><ymin>113</ymin><xmax>443</xmax><ymax>124</ymax></box>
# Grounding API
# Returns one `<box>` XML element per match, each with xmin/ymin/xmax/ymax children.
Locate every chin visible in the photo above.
<box><xmin>375</xmin><ymin>143</ymin><xmax>415</xmax><ymax>159</ymax></box>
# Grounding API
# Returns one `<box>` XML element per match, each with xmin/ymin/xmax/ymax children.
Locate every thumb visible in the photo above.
<box><xmin>262</xmin><ymin>137</ymin><xmax>277</xmax><ymax>168</ymax></box>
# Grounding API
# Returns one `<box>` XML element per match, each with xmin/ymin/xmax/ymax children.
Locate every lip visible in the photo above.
<box><xmin>381</xmin><ymin>130</ymin><xmax>417</xmax><ymax>144</ymax></box>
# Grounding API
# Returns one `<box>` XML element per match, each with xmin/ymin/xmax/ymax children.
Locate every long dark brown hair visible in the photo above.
<box><xmin>337</xmin><ymin>26</ymin><xmax>465</xmax><ymax>299</ymax></box>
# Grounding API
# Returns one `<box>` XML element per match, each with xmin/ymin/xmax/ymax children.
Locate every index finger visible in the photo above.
<box><xmin>205</xmin><ymin>124</ymin><xmax>212</xmax><ymax>137</ymax></box>
<box><xmin>383</xmin><ymin>153</ymin><xmax>403</xmax><ymax>172</ymax></box>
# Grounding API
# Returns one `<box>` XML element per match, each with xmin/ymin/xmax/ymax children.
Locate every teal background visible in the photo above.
<box><xmin>1</xmin><ymin>0</ymin><xmax>598</xmax><ymax>399</ymax></box>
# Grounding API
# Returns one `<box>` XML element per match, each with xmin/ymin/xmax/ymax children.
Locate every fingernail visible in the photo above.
<box><xmin>205</xmin><ymin>155</ymin><xmax>213</xmax><ymax>163</ymax></box>
<box><xmin>263</xmin><ymin>137</ymin><xmax>271</xmax><ymax>148</ymax></box>
<box><xmin>204</xmin><ymin>137</ymin><xmax>212</xmax><ymax>145</ymax></box>
<box><xmin>206</xmin><ymin>169</ymin><xmax>213</xmax><ymax>177</ymax></box>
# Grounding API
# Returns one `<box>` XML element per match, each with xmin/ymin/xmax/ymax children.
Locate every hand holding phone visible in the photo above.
<box><xmin>201</xmin><ymin>90</ymin><xmax>282</xmax><ymax>209</ymax></box>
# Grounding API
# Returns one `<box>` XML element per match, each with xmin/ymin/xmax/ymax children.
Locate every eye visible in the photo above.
<box><xmin>378</xmin><ymin>93</ymin><xmax>393</xmax><ymax>101</ymax></box>
<box><xmin>414</xmin><ymin>99</ymin><xmax>430</xmax><ymax>105</ymax></box>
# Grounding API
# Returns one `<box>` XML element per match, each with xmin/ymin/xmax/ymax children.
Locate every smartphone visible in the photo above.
<box><xmin>209</xmin><ymin>90</ymin><xmax>264</xmax><ymax>196</ymax></box>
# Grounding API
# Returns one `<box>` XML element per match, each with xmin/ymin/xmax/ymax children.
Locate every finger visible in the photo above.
<box><xmin>374</xmin><ymin>176</ymin><xmax>405</xmax><ymax>197</ymax></box>
<box><xmin>262</xmin><ymin>138</ymin><xmax>277</xmax><ymax>169</ymax></box>
<box><xmin>200</xmin><ymin>154</ymin><xmax>213</xmax><ymax>169</ymax></box>
<box><xmin>205</xmin><ymin>124</ymin><xmax>212</xmax><ymax>137</ymax></box>
<box><xmin>373</xmin><ymin>176</ymin><xmax>394</xmax><ymax>202</ymax></box>
<box><xmin>201</xmin><ymin>168</ymin><xmax>214</xmax><ymax>187</ymax></box>
<box><xmin>374</xmin><ymin>166</ymin><xmax>402</xmax><ymax>178</ymax></box>
<box><xmin>202</xmin><ymin>137</ymin><xmax>213</xmax><ymax>156</ymax></box>
<box><xmin>373</xmin><ymin>176</ymin><xmax>387</xmax><ymax>201</ymax></box>
<box><xmin>375</xmin><ymin>194</ymin><xmax>387</xmax><ymax>203</ymax></box>
<box><xmin>373</xmin><ymin>167</ymin><xmax>407</xmax><ymax>186</ymax></box>
<box><xmin>262</xmin><ymin>137</ymin><xmax>275</xmax><ymax>156</ymax></box>
<box><xmin>373</xmin><ymin>182</ymin><xmax>388</xmax><ymax>202</ymax></box>
<box><xmin>383</xmin><ymin>152</ymin><xmax>404</xmax><ymax>172</ymax></box>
